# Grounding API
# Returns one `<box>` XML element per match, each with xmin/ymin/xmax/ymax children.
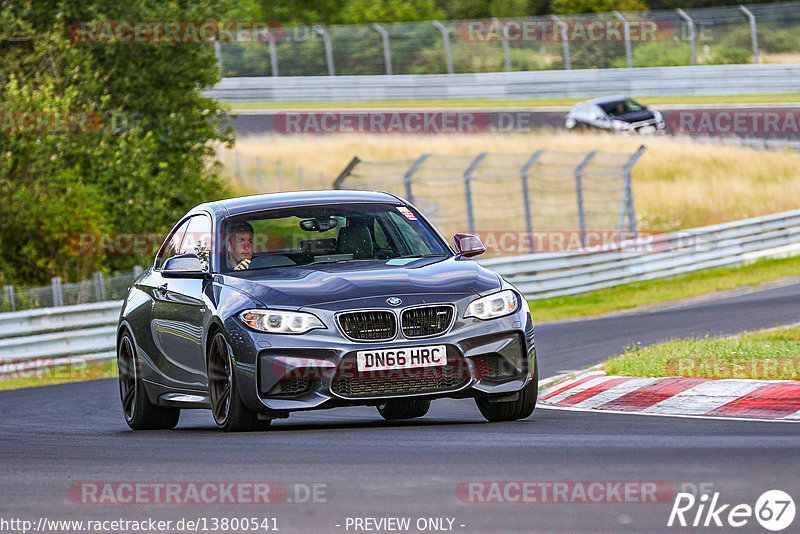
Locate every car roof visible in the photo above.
<box><xmin>581</xmin><ymin>95</ymin><xmax>634</xmax><ymax>105</ymax></box>
<box><xmin>189</xmin><ymin>190</ymin><xmax>404</xmax><ymax>219</ymax></box>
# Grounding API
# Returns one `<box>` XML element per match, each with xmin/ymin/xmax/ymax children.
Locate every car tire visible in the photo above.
<box><xmin>377</xmin><ymin>399</ymin><xmax>431</xmax><ymax>420</ymax></box>
<box><xmin>118</xmin><ymin>331</ymin><xmax>180</xmax><ymax>430</ymax></box>
<box><xmin>475</xmin><ymin>359</ymin><xmax>538</xmax><ymax>422</ymax></box>
<box><xmin>208</xmin><ymin>331</ymin><xmax>271</xmax><ymax>432</ymax></box>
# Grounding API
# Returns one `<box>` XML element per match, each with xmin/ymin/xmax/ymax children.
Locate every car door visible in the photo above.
<box><xmin>149</xmin><ymin>214</ymin><xmax>212</xmax><ymax>390</ymax></box>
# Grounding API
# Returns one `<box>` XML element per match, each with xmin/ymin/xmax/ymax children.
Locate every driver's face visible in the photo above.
<box><xmin>228</xmin><ymin>231</ymin><xmax>253</xmax><ymax>263</ymax></box>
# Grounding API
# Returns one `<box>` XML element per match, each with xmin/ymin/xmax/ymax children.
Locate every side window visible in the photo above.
<box><xmin>180</xmin><ymin>215</ymin><xmax>212</xmax><ymax>271</ymax></box>
<box><xmin>155</xmin><ymin>218</ymin><xmax>191</xmax><ymax>269</ymax></box>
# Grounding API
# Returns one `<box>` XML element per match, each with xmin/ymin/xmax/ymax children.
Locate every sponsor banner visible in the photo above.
<box><xmin>455</xmin><ymin>19</ymin><xmax>675</xmax><ymax>43</ymax></box>
<box><xmin>457</xmin><ymin>481</ymin><xmax>674</xmax><ymax>503</ymax></box>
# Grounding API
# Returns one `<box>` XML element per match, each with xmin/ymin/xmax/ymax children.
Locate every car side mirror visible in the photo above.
<box><xmin>162</xmin><ymin>254</ymin><xmax>208</xmax><ymax>278</ymax></box>
<box><xmin>453</xmin><ymin>233</ymin><xmax>486</xmax><ymax>258</ymax></box>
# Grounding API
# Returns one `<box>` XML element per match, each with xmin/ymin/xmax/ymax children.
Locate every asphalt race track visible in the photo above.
<box><xmin>2</xmin><ymin>283</ymin><xmax>800</xmax><ymax>533</ymax></box>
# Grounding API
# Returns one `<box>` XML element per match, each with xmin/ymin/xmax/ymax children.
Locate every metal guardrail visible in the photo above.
<box><xmin>2</xmin><ymin>210</ymin><xmax>800</xmax><ymax>375</ymax></box>
<box><xmin>206</xmin><ymin>64</ymin><xmax>800</xmax><ymax>102</ymax></box>
<box><xmin>481</xmin><ymin>209</ymin><xmax>800</xmax><ymax>299</ymax></box>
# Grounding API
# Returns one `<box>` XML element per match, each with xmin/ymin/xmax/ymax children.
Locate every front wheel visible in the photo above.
<box><xmin>475</xmin><ymin>360</ymin><xmax>538</xmax><ymax>422</ymax></box>
<box><xmin>118</xmin><ymin>332</ymin><xmax>180</xmax><ymax>430</ymax></box>
<box><xmin>377</xmin><ymin>399</ymin><xmax>430</xmax><ymax>420</ymax></box>
<box><xmin>207</xmin><ymin>331</ymin><xmax>270</xmax><ymax>432</ymax></box>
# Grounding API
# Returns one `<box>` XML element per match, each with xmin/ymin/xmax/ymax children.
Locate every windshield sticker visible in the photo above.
<box><xmin>396</xmin><ymin>206</ymin><xmax>417</xmax><ymax>220</ymax></box>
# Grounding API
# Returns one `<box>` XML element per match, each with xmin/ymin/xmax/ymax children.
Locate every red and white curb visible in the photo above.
<box><xmin>539</xmin><ymin>369</ymin><xmax>800</xmax><ymax>421</ymax></box>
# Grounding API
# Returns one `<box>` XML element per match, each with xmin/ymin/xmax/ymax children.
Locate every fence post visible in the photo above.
<box><xmin>620</xmin><ymin>145</ymin><xmax>646</xmax><ymax>237</ymax></box>
<box><xmin>613</xmin><ymin>11</ymin><xmax>633</xmax><ymax>68</ymax></box>
<box><xmin>4</xmin><ymin>285</ymin><xmax>15</xmax><ymax>312</ymax></box>
<box><xmin>256</xmin><ymin>156</ymin><xmax>263</xmax><ymax>189</ymax></box>
<box><xmin>551</xmin><ymin>16</ymin><xmax>571</xmax><ymax>70</ymax></box>
<box><xmin>235</xmin><ymin>152</ymin><xmax>242</xmax><ymax>183</ymax></box>
<box><xmin>493</xmin><ymin>18</ymin><xmax>512</xmax><ymax>72</ymax></box>
<box><xmin>432</xmin><ymin>21</ymin><xmax>454</xmax><ymax>74</ymax></box>
<box><xmin>51</xmin><ymin>277</ymin><xmax>63</xmax><ymax>307</ymax></box>
<box><xmin>401</xmin><ymin>153</ymin><xmax>430</xmax><ymax>204</ymax></box>
<box><xmin>574</xmin><ymin>151</ymin><xmax>597</xmax><ymax>247</ymax></box>
<box><xmin>313</xmin><ymin>25</ymin><xmax>336</xmax><ymax>75</ymax></box>
<box><xmin>266</xmin><ymin>29</ymin><xmax>279</xmax><ymax>76</ymax></box>
<box><xmin>299</xmin><ymin>167</ymin><xmax>305</xmax><ymax>189</ymax></box>
<box><xmin>213</xmin><ymin>41</ymin><xmax>223</xmax><ymax>71</ymax></box>
<box><xmin>319</xmin><ymin>172</ymin><xmax>326</xmax><ymax>189</ymax></box>
<box><xmin>372</xmin><ymin>23</ymin><xmax>393</xmax><ymax>75</ymax></box>
<box><xmin>133</xmin><ymin>266</ymin><xmax>144</xmax><ymax>279</ymax></box>
<box><xmin>739</xmin><ymin>5</ymin><xmax>760</xmax><ymax>64</ymax></box>
<box><xmin>277</xmin><ymin>162</ymin><xmax>284</xmax><ymax>191</ymax></box>
<box><xmin>463</xmin><ymin>152</ymin><xmax>488</xmax><ymax>234</ymax></box>
<box><xmin>333</xmin><ymin>156</ymin><xmax>362</xmax><ymax>189</ymax></box>
<box><xmin>676</xmin><ymin>9</ymin><xmax>697</xmax><ymax>66</ymax></box>
<box><xmin>93</xmin><ymin>271</ymin><xmax>106</xmax><ymax>302</ymax></box>
<box><xmin>520</xmin><ymin>150</ymin><xmax>545</xmax><ymax>253</ymax></box>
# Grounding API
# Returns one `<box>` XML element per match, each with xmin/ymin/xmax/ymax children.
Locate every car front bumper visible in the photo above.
<box><xmin>224</xmin><ymin>304</ymin><xmax>536</xmax><ymax>414</ymax></box>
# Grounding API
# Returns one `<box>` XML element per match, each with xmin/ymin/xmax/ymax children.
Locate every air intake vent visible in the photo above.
<box><xmin>338</xmin><ymin>311</ymin><xmax>396</xmax><ymax>341</ymax></box>
<box><xmin>401</xmin><ymin>305</ymin><xmax>454</xmax><ymax>338</ymax></box>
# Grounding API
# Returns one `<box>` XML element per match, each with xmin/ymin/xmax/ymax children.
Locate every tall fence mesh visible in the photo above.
<box><xmin>334</xmin><ymin>148</ymin><xmax>643</xmax><ymax>255</ymax></box>
<box><xmin>218</xmin><ymin>1</ymin><xmax>800</xmax><ymax>77</ymax></box>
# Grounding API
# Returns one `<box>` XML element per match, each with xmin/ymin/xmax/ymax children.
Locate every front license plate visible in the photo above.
<box><xmin>356</xmin><ymin>345</ymin><xmax>447</xmax><ymax>372</ymax></box>
<box><xmin>638</xmin><ymin>125</ymin><xmax>656</xmax><ymax>134</ymax></box>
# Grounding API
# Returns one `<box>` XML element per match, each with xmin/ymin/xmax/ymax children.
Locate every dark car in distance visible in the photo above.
<box><xmin>565</xmin><ymin>95</ymin><xmax>666</xmax><ymax>134</ymax></box>
<box><xmin>117</xmin><ymin>191</ymin><xmax>537</xmax><ymax>431</ymax></box>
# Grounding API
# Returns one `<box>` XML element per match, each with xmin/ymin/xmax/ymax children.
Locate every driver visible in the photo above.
<box><xmin>226</xmin><ymin>222</ymin><xmax>254</xmax><ymax>271</ymax></box>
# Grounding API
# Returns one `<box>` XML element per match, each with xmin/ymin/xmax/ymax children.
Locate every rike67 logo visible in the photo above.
<box><xmin>668</xmin><ymin>490</ymin><xmax>796</xmax><ymax>531</ymax></box>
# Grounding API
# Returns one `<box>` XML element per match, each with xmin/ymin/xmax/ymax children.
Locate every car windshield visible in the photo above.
<box><xmin>599</xmin><ymin>99</ymin><xmax>644</xmax><ymax>117</ymax></box>
<box><xmin>220</xmin><ymin>202</ymin><xmax>450</xmax><ymax>272</ymax></box>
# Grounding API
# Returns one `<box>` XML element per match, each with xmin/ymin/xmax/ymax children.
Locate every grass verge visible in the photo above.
<box><xmin>0</xmin><ymin>358</ymin><xmax>117</xmax><ymax>391</ymax></box>
<box><xmin>529</xmin><ymin>253</ymin><xmax>800</xmax><ymax>322</ymax></box>
<box><xmin>603</xmin><ymin>326</ymin><xmax>800</xmax><ymax>380</ymax></box>
<box><xmin>227</xmin><ymin>93</ymin><xmax>800</xmax><ymax>110</ymax></box>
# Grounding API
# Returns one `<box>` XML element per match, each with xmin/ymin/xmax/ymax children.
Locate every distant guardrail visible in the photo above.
<box><xmin>482</xmin><ymin>209</ymin><xmax>800</xmax><ymax>299</ymax></box>
<box><xmin>206</xmin><ymin>64</ymin><xmax>800</xmax><ymax>102</ymax></box>
<box><xmin>2</xmin><ymin>210</ymin><xmax>800</xmax><ymax>376</ymax></box>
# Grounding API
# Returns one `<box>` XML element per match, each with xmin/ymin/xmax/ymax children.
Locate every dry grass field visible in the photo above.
<box><xmin>225</xmin><ymin>131</ymin><xmax>800</xmax><ymax>232</ymax></box>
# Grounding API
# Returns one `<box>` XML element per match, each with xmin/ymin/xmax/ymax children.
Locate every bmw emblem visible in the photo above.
<box><xmin>386</xmin><ymin>297</ymin><xmax>402</xmax><ymax>306</ymax></box>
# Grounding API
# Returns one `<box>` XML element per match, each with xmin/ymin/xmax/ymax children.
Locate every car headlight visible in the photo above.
<box><xmin>238</xmin><ymin>309</ymin><xmax>325</xmax><ymax>334</ymax></box>
<box><xmin>465</xmin><ymin>290</ymin><xmax>519</xmax><ymax>320</ymax></box>
<box><xmin>611</xmin><ymin>119</ymin><xmax>631</xmax><ymax>131</ymax></box>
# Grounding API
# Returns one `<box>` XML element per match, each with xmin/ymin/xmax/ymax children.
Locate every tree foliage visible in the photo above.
<box><xmin>0</xmin><ymin>1</ymin><xmax>233</xmax><ymax>286</ymax></box>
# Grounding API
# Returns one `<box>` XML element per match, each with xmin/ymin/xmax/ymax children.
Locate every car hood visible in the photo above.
<box><xmin>614</xmin><ymin>109</ymin><xmax>656</xmax><ymax>123</ymax></box>
<box><xmin>219</xmin><ymin>256</ymin><xmax>502</xmax><ymax>310</ymax></box>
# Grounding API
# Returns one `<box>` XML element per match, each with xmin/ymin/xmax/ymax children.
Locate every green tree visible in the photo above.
<box><xmin>0</xmin><ymin>1</ymin><xmax>233</xmax><ymax>286</ymax></box>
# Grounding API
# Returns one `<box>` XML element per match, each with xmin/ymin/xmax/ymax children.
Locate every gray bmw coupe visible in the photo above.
<box><xmin>117</xmin><ymin>191</ymin><xmax>537</xmax><ymax>431</ymax></box>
